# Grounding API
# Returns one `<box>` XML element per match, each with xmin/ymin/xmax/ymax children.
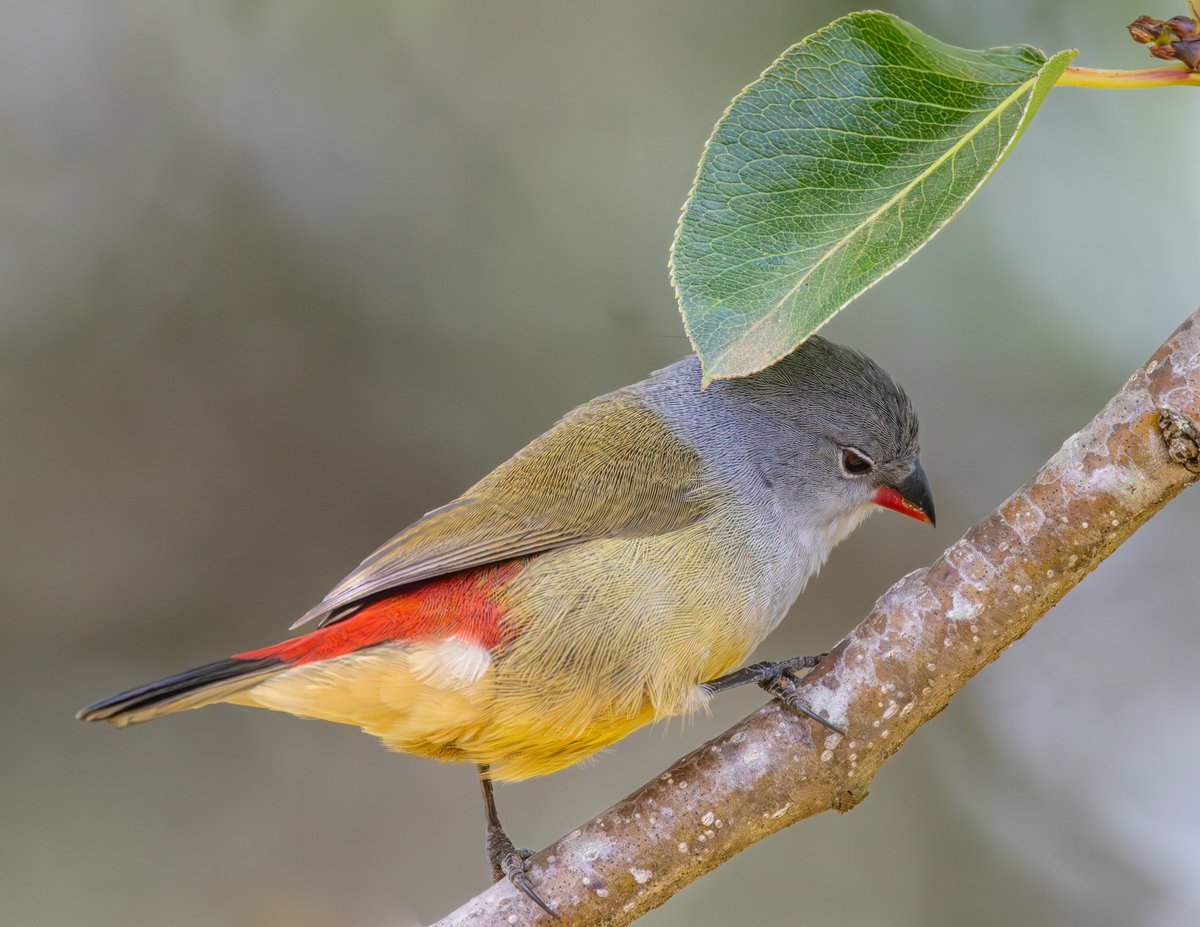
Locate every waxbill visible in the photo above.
<box><xmin>79</xmin><ymin>336</ymin><xmax>934</xmax><ymax>915</ymax></box>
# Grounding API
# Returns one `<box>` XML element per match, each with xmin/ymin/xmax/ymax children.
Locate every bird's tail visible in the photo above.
<box><xmin>77</xmin><ymin>566</ymin><xmax>522</xmax><ymax>728</ymax></box>
<box><xmin>76</xmin><ymin>655</ymin><xmax>286</xmax><ymax>727</ymax></box>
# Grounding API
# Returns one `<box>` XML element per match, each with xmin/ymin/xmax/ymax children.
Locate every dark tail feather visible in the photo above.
<box><xmin>77</xmin><ymin>656</ymin><xmax>285</xmax><ymax>727</ymax></box>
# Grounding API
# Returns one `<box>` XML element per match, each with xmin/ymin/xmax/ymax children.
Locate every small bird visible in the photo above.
<box><xmin>79</xmin><ymin>336</ymin><xmax>933</xmax><ymax>915</ymax></box>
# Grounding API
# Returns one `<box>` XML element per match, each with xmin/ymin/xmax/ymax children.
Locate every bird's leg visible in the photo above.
<box><xmin>704</xmin><ymin>655</ymin><xmax>847</xmax><ymax>737</ymax></box>
<box><xmin>477</xmin><ymin>765</ymin><xmax>558</xmax><ymax>918</ymax></box>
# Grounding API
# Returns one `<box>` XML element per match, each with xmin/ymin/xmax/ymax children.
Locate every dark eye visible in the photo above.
<box><xmin>840</xmin><ymin>447</ymin><xmax>873</xmax><ymax>475</ymax></box>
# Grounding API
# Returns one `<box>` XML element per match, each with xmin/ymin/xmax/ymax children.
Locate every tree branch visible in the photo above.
<box><xmin>434</xmin><ymin>309</ymin><xmax>1200</xmax><ymax>927</ymax></box>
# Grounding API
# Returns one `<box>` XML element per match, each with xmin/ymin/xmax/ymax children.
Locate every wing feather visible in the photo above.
<box><xmin>293</xmin><ymin>390</ymin><xmax>713</xmax><ymax>629</ymax></box>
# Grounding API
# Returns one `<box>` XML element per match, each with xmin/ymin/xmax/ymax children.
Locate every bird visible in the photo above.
<box><xmin>78</xmin><ymin>335</ymin><xmax>934</xmax><ymax>916</ymax></box>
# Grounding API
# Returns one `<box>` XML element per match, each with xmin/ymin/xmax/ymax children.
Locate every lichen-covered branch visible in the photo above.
<box><xmin>434</xmin><ymin>310</ymin><xmax>1200</xmax><ymax>927</ymax></box>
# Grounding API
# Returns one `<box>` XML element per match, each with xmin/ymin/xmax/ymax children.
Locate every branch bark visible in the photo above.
<box><xmin>434</xmin><ymin>310</ymin><xmax>1200</xmax><ymax>927</ymax></box>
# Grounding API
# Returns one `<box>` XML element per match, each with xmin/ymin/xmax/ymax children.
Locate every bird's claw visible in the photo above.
<box><xmin>759</xmin><ymin>667</ymin><xmax>846</xmax><ymax>739</ymax></box>
<box><xmin>503</xmin><ymin>852</ymin><xmax>558</xmax><ymax>918</ymax></box>
<box><xmin>487</xmin><ymin>826</ymin><xmax>558</xmax><ymax>917</ymax></box>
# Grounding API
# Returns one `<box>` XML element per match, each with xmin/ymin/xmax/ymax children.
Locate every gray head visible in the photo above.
<box><xmin>643</xmin><ymin>335</ymin><xmax>933</xmax><ymax>529</ymax></box>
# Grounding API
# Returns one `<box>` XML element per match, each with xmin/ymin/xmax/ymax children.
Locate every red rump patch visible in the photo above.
<box><xmin>236</xmin><ymin>559</ymin><xmax>526</xmax><ymax>667</ymax></box>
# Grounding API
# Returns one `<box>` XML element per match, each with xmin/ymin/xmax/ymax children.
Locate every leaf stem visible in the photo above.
<box><xmin>1057</xmin><ymin>64</ymin><xmax>1200</xmax><ymax>88</ymax></box>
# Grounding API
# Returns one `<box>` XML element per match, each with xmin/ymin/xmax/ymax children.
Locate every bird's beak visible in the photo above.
<box><xmin>873</xmin><ymin>459</ymin><xmax>936</xmax><ymax>526</ymax></box>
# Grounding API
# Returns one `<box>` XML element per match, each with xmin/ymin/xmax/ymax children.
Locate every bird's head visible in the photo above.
<box><xmin>694</xmin><ymin>336</ymin><xmax>934</xmax><ymax>530</ymax></box>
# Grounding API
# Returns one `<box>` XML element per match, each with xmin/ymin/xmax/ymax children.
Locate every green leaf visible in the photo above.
<box><xmin>670</xmin><ymin>11</ymin><xmax>1076</xmax><ymax>384</ymax></box>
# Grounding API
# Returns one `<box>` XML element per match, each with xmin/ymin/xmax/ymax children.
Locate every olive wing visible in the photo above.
<box><xmin>293</xmin><ymin>392</ymin><xmax>714</xmax><ymax>629</ymax></box>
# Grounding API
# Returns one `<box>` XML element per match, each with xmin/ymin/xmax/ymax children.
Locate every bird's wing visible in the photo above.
<box><xmin>293</xmin><ymin>390</ymin><xmax>715</xmax><ymax>629</ymax></box>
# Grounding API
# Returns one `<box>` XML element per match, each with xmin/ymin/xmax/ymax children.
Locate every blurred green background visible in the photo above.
<box><xmin>6</xmin><ymin>2</ymin><xmax>1199</xmax><ymax>925</ymax></box>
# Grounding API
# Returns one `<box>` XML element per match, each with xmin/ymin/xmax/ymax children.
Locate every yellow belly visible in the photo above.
<box><xmin>233</xmin><ymin>523</ymin><xmax>768</xmax><ymax>781</ymax></box>
<box><xmin>233</xmin><ymin>634</ymin><xmax>741</xmax><ymax>781</ymax></box>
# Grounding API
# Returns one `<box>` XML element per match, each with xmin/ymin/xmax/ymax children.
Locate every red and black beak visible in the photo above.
<box><xmin>873</xmin><ymin>459</ymin><xmax>935</xmax><ymax>526</ymax></box>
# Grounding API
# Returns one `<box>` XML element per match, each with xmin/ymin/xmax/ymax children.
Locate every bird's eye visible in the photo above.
<box><xmin>840</xmin><ymin>448</ymin><xmax>873</xmax><ymax>475</ymax></box>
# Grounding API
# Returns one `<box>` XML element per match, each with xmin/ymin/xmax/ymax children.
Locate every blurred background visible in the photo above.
<box><xmin>5</xmin><ymin>1</ymin><xmax>1198</xmax><ymax>925</ymax></box>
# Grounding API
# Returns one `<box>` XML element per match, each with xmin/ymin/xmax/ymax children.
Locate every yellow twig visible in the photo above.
<box><xmin>1057</xmin><ymin>64</ymin><xmax>1200</xmax><ymax>88</ymax></box>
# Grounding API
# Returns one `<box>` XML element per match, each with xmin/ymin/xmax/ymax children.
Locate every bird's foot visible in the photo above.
<box><xmin>702</xmin><ymin>655</ymin><xmax>844</xmax><ymax>742</ymax></box>
<box><xmin>703</xmin><ymin>654</ymin><xmax>826</xmax><ymax>693</ymax></box>
<box><xmin>756</xmin><ymin>661</ymin><xmax>846</xmax><ymax>740</ymax></box>
<box><xmin>486</xmin><ymin>824</ymin><xmax>558</xmax><ymax>918</ymax></box>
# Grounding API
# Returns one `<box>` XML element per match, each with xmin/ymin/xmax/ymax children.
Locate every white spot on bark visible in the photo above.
<box><xmin>1003</xmin><ymin>495</ymin><xmax>1046</xmax><ymax>542</ymax></box>
<box><xmin>630</xmin><ymin>868</ymin><xmax>653</xmax><ymax>885</ymax></box>
<box><xmin>803</xmin><ymin>649</ymin><xmax>878</xmax><ymax>730</ymax></box>
<box><xmin>947</xmin><ymin>590</ymin><xmax>982</xmax><ymax>622</ymax></box>
<box><xmin>944</xmin><ymin>540</ymin><xmax>994</xmax><ymax>587</ymax></box>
